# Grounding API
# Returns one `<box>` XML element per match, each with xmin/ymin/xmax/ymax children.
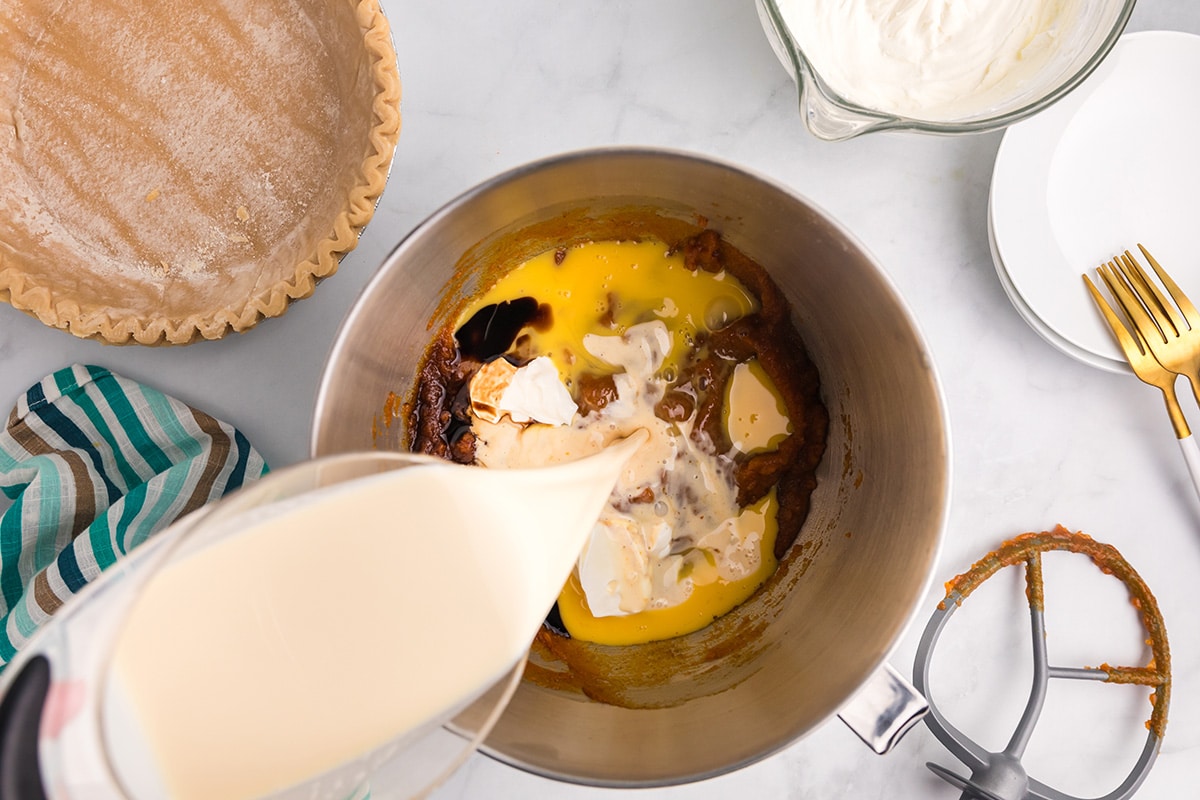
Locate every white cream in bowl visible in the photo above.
<box><xmin>776</xmin><ymin>0</ymin><xmax>1084</xmax><ymax>121</ymax></box>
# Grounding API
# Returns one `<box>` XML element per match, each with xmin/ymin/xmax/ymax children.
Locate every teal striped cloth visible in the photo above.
<box><xmin>0</xmin><ymin>364</ymin><xmax>268</xmax><ymax>668</ymax></box>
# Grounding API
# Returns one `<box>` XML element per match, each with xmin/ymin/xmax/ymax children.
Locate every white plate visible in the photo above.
<box><xmin>990</xmin><ymin>30</ymin><xmax>1200</xmax><ymax>370</ymax></box>
<box><xmin>988</xmin><ymin>209</ymin><xmax>1130</xmax><ymax>374</ymax></box>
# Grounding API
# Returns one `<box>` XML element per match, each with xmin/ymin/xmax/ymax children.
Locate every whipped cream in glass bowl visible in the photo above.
<box><xmin>757</xmin><ymin>0</ymin><xmax>1136</xmax><ymax>140</ymax></box>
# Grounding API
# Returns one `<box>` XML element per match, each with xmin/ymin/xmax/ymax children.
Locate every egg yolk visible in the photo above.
<box><xmin>459</xmin><ymin>239</ymin><xmax>759</xmax><ymax>387</ymax></box>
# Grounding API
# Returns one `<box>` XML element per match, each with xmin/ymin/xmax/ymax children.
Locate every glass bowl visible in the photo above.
<box><xmin>755</xmin><ymin>0</ymin><xmax>1137</xmax><ymax>141</ymax></box>
<box><xmin>102</xmin><ymin>454</ymin><xmax>530</xmax><ymax>800</ymax></box>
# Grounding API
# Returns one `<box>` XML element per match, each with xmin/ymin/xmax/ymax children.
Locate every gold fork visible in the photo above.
<box><xmin>1084</xmin><ymin>251</ymin><xmax>1200</xmax><ymax>496</ymax></box>
<box><xmin>1084</xmin><ymin>268</ymin><xmax>1190</xmax><ymax>438</ymax></box>
<box><xmin>1109</xmin><ymin>244</ymin><xmax>1200</xmax><ymax>404</ymax></box>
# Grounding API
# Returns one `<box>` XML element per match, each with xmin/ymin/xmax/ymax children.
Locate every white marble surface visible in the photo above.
<box><xmin>3</xmin><ymin>1</ymin><xmax>1199</xmax><ymax>797</ymax></box>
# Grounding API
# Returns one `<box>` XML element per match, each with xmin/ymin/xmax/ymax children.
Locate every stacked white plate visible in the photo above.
<box><xmin>989</xmin><ymin>30</ymin><xmax>1200</xmax><ymax>374</ymax></box>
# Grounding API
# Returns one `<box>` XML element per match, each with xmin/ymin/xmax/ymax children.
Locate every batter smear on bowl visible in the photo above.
<box><xmin>410</xmin><ymin>230</ymin><xmax>828</xmax><ymax>645</ymax></box>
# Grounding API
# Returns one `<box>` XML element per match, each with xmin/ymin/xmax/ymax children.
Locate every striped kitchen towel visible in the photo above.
<box><xmin>0</xmin><ymin>364</ymin><xmax>268</xmax><ymax>668</ymax></box>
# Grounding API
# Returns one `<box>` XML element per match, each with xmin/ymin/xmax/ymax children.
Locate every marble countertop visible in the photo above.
<box><xmin>2</xmin><ymin>1</ymin><xmax>1199</xmax><ymax>797</ymax></box>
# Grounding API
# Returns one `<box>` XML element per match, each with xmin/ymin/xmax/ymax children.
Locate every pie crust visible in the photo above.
<box><xmin>0</xmin><ymin>0</ymin><xmax>401</xmax><ymax>344</ymax></box>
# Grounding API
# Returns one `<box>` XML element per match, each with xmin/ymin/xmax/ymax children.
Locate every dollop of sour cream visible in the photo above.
<box><xmin>469</xmin><ymin>355</ymin><xmax>577</xmax><ymax>426</ymax></box>
<box><xmin>775</xmin><ymin>0</ymin><xmax>1082</xmax><ymax>121</ymax></box>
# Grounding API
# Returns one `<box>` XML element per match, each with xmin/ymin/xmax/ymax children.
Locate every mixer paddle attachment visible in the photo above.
<box><xmin>911</xmin><ymin>527</ymin><xmax>1169</xmax><ymax>800</ymax></box>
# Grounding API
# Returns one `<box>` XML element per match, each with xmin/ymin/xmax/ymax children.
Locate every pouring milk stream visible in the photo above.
<box><xmin>100</xmin><ymin>430</ymin><xmax>650</xmax><ymax>799</ymax></box>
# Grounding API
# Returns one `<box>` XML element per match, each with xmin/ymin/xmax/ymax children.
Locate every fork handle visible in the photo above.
<box><xmin>1179</xmin><ymin>435</ymin><xmax>1200</xmax><ymax>502</ymax></box>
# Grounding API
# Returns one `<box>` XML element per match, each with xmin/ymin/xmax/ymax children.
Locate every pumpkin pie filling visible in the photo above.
<box><xmin>0</xmin><ymin>0</ymin><xmax>401</xmax><ymax>344</ymax></box>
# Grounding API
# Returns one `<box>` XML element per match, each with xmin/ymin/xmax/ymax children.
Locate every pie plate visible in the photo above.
<box><xmin>990</xmin><ymin>30</ymin><xmax>1200</xmax><ymax>372</ymax></box>
<box><xmin>0</xmin><ymin>0</ymin><xmax>401</xmax><ymax>345</ymax></box>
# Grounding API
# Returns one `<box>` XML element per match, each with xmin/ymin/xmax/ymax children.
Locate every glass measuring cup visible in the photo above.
<box><xmin>754</xmin><ymin>0</ymin><xmax>1136</xmax><ymax>141</ymax></box>
<box><xmin>0</xmin><ymin>453</ymin><xmax>529</xmax><ymax>800</ymax></box>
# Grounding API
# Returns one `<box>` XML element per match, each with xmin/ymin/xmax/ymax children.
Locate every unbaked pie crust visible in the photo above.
<box><xmin>0</xmin><ymin>0</ymin><xmax>401</xmax><ymax>344</ymax></box>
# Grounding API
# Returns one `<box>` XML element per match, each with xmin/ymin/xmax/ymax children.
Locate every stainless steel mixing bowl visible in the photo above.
<box><xmin>311</xmin><ymin>148</ymin><xmax>950</xmax><ymax>786</ymax></box>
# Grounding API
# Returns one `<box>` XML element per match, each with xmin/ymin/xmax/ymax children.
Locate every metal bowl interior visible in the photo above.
<box><xmin>311</xmin><ymin>149</ymin><xmax>949</xmax><ymax>786</ymax></box>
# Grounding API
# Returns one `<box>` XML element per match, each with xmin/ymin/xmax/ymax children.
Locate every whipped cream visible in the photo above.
<box><xmin>470</xmin><ymin>321</ymin><xmax>768</xmax><ymax>618</ymax></box>
<box><xmin>776</xmin><ymin>0</ymin><xmax>1082</xmax><ymax>121</ymax></box>
<box><xmin>468</xmin><ymin>355</ymin><xmax>578</xmax><ymax>426</ymax></box>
